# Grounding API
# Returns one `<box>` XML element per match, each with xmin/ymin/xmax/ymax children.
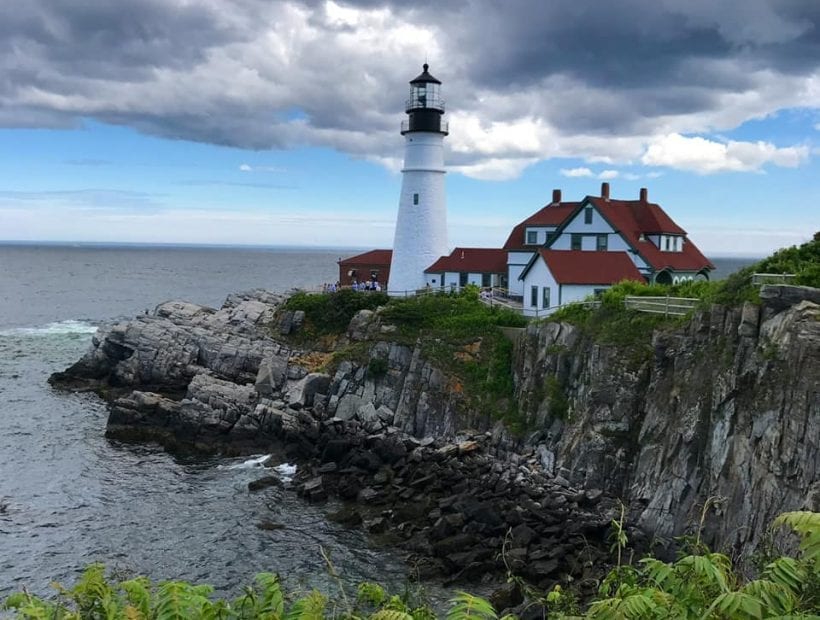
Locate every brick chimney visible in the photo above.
<box><xmin>601</xmin><ymin>182</ymin><xmax>610</xmax><ymax>201</ymax></box>
<box><xmin>551</xmin><ymin>188</ymin><xmax>561</xmax><ymax>205</ymax></box>
<box><xmin>640</xmin><ymin>187</ymin><xmax>648</xmax><ymax>202</ymax></box>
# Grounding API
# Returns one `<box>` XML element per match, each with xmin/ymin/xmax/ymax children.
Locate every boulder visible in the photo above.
<box><xmin>286</xmin><ymin>372</ymin><xmax>331</xmax><ymax>408</ymax></box>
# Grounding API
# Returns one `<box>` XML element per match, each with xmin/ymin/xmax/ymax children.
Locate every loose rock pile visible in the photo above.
<box><xmin>264</xmin><ymin>408</ymin><xmax>616</xmax><ymax>594</ymax></box>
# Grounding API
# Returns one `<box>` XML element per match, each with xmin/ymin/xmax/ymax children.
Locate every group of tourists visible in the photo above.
<box><xmin>351</xmin><ymin>279</ymin><xmax>382</xmax><ymax>292</ymax></box>
<box><xmin>320</xmin><ymin>279</ymin><xmax>383</xmax><ymax>293</ymax></box>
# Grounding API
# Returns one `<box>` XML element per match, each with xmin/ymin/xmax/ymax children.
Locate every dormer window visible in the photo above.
<box><xmin>526</xmin><ymin>230</ymin><xmax>538</xmax><ymax>244</ymax></box>
<box><xmin>584</xmin><ymin>207</ymin><xmax>593</xmax><ymax>225</ymax></box>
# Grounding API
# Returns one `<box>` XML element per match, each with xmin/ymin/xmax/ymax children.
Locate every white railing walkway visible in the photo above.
<box><xmin>623</xmin><ymin>295</ymin><xmax>699</xmax><ymax>317</ymax></box>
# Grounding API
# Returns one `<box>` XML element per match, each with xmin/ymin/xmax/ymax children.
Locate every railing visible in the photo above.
<box><xmin>526</xmin><ymin>300</ymin><xmax>601</xmax><ymax>319</ymax></box>
<box><xmin>751</xmin><ymin>273</ymin><xmax>796</xmax><ymax>285</ymax></box>
<box><xmin>400</xmin><ymin>119</ymin><xmax>449</xmax><ymax>134</ymax></box>
<box><xmin>623</xmin><ymin>296</ymin><xmax>699</xmax><ymax>317</ymax></box>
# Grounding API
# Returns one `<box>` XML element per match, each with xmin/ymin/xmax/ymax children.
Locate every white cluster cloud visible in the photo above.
<box><xmin>641</xmin><ymin>133</ymin><xmax>809</xmax><ymax>173</ymax></box>
<box><xmin>560</xmin><ymin>167</ymin><xmax>593</xmax><ymax>178</ymax></box>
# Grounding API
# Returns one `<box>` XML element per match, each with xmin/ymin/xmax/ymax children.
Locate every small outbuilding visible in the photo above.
<box><xmin>337</xmin><ymin>249</ymin><xmax>392</xmax><ymax>287</ymax></box>
<box><xmin>424</xmin><ymin>247</ymin><xmax>508</xmax><ymax>290</ymax></box>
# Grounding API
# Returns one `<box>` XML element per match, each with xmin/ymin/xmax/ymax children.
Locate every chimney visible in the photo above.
<box><xmin>460</xmin><ymin>250</ymin><xmax>464</xmax><ymax>259</ymax></box>
<box><xmin>640</xmin><ymin>187</ymin><xmax>648</xmax><ymax>202</ymax></box>
<box><xmin>601</xmin><ymin>182</ymin><xmax>610</xmax><ymax>201</ymax></box>
<box><xmin>551</xmin><ymin>188</ymin><xmax>561</xmax><ymax>205</ymax></box>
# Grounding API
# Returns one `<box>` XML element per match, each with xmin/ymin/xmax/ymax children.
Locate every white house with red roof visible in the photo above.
<box><xmin>511</xmin><ymin>183</ymin><xmax>714</xmax><ymax>315</ymax></box>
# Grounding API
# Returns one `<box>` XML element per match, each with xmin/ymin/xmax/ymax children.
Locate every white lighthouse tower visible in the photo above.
<box><xmin>388</xmin><ymin>64</ymin><xmax>448</xmax><ymax>295</ymax></box>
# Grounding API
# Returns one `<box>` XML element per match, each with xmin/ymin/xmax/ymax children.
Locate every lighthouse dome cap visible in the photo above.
<box><xmin>409</xmin><ymin>63</ymin><xmax>441</xmax><ymax>85</ymax></box>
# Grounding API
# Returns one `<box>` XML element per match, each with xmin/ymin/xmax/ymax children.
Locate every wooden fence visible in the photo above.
<box><xmin>623</xmin><ymin>296</ymin><xmax>699</xmax><ymax>317</ymax></box>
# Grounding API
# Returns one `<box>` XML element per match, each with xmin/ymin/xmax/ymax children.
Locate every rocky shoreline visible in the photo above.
<box><xmin>50</xmin><ymin>284</ymin><xmax>820</xmax><ymax>609</ymax></box>
<box><xmin>49</xmin><ymin>289</ymin><xmax>621</xmax><ymax>607</ymax></box>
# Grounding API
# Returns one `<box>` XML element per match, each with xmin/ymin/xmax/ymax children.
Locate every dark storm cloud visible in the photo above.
<box><xmin>0</xmin><ymin>0</ymin><xmax>817</xmax><ymax>173</ymax></box>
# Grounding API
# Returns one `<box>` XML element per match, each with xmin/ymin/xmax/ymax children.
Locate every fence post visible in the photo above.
<box><xmin>665</xmin><ymin>295</ymin><xmax>669</xmax><ymax>318</ymax></box>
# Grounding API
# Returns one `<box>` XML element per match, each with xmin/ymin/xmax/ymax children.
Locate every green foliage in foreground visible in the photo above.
<box><xmin>5</xmin><ymin>511</ymin><xmax>818</xmax><ymax>619</ymax></box>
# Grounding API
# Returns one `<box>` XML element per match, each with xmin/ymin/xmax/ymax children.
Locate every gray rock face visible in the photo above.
<box><xmin>53</xmin><ymin>284</ymin><xmax>818</xmax><ymax>564</ymax></box>
<box><xmin>513</xmin><ymin>286</ymin><xmax>820</xmax><ymax>559</ymax></box>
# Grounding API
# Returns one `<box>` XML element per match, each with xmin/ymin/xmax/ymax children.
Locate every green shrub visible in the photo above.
<box><xmin>367</xmin><ymin>357</ymin><xmax>388</xmax><ymax>378</ymax></box>
<box><xmin>284</xmin><ymin>289</ymin><xmax>389</xmax><ymax>336</ymax></box>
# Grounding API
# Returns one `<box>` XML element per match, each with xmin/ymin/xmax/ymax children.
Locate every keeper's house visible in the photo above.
<box><xmin>506</xmin><ymin>183</ymin><xmax>714</xmax><ymax>315</ymax></box>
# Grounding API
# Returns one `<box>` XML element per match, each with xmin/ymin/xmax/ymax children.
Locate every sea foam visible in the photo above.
<box><xmin>0</xmin><ymin>320</ymin><xmax>98</xmax><ymax>337</ymax></box>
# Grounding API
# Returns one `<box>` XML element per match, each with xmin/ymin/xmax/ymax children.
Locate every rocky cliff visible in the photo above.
<box><xmin>51</xmin><ymin>285</ymin><xmax>819</xmax><ymax>566</ymax></box>
<box><xmin>512</xmin><ymin>285</ymin><xmax>820</xmax><ymax>558</ymax></box>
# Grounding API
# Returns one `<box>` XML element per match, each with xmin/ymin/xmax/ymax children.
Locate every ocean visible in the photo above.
<box><xmin>0</xmin><ymin>244</ymin><xmax>758</xmax><ymax>599</ymax></box>
<box><xmin>0</xmin><ymin>244</ymin><xmax>417</xmax><ymax>600</ymax></box>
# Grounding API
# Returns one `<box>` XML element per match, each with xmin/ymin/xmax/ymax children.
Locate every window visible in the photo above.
<box><xmin>459</xmin><ymin>272</ymin><xmax>468</xmax><ymax>287</ymax></box>
<box><xmin>413</xmin><ymin>193</ymin><xmax>419</xmax><ymax>205</ymax></box>
<box><xmin>481</xmin><ymin>273</ymin><xmax>491</xmax><ymax>288</ymax></box>
<box><xmin>526</xmin><ymin>230</ymin><xmax>538</xmax><ymax>244</ymax></box>
<box><xmin>571</xmin><ymin>234</ymin><xmax>582</xmax><ymax>250</ymax></box>
<box><xmin>584</xmin><ymin>207</ymin><xmax>593</xmax><ymax>224</ymax></box>
<box><xmin>530</xmin><ymin>285</ymin><xmax>538</xmax><ymax>308</ymax></box>
<box><xmin>593</xmin><ymin>288</ymin><xmax>606</xmax><ymax>297</ymax></box>
<box><xmin>596</xmin><ymin>234</ymin><xmax>608</xmax><ymax>251</ymax></box>
<box><xmin>664</xmin><ymin>236</ymin><xmax>671</xmax><ymax>251</ymax></box>
<box><xmin>542</xmin><ymin>286</ymin><xmax>550</xmax><ymax>309</ymax></box>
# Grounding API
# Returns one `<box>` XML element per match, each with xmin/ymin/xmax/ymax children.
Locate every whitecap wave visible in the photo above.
<box><xmin>273</xmin><ymin>462</ymin><xmax>297</xmax><ymax>481</ymax></box>
<box><xmin>219</xmin><ymin>454</ymin><xmax>272</xmax><ymax>470</ymax></box>
<box><xmin>0</xmin><ymin>320</ymin><xmax>98</xmax><ymax>337</ymax></box>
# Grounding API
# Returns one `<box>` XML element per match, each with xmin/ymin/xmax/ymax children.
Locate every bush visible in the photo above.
<box><xmin>284</xmin><ymin>289</ymin><xmax>389</xmax><ymax>336</ymax></box>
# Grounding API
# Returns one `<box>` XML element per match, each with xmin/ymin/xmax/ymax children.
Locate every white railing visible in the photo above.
<box><xmin>623</xmin><ymin>295</ymin><xmax>699</xmax><ymax>317</ymax></box>
<box><xmin>525</xmin><ymin>300</ymin><xmax>601</xmax><ymax>319</ymax></box>
<box><xmin>751</xmin><ymin>273</ymin><xmax>796</xmax><ymax>285</ymax></box>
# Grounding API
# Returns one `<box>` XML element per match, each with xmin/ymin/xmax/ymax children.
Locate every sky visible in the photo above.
<box><xmin>0</xmin><ymin>0</ymin><xmax>818</xmax><ymax>256</ymax></box>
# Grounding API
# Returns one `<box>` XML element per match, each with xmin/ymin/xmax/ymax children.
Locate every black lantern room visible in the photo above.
<box><xmin>401</xmin><ymin>64</ymin><xmax>448</xmax><ymax>135</ymax></box>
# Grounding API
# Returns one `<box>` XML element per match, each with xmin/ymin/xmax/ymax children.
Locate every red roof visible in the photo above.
<box><xmin>425</xmin><ymin>247</ymin><xmax>507</xmax><ymax>273</ymax></box>
<box><xmin>503</xmin><ymin>202</ymin><xmax>580</xmax><ymax>250</ymax></box>
<box><xmin>585</xmin><ymin>198</ymin><xmax>714</xmax><ymax>272</ymax></box>
<box><xmin>531</xmin><ymin>250</ymin><xmax>645</xmax><ymax>285</ymax></box>
<box><xmin>338</xmin><ymin>249</ymin><xmax>392</xmax><ymax>265</ymax></box>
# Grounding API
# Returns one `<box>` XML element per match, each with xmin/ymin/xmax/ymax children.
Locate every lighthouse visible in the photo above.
<box><xmin>388</xmin><ymin>64</ymin><xmax>449</xmax><ymax>295</ymax></box>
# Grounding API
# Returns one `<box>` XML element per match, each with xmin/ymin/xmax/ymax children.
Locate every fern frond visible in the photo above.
<box><xmin>153</xmin><ymin>581</ymin><xmax>193</xmax><ymax>620</ymax></box>
<box><xmin>284</xmin><ymin>590</ymin><xmax>327</xmax><ymax>620</ymax></box>
<box><xmin>446</xmin><ymin>593</ymin><xmax>497</xmax><ymax>620</ymax></box>
<box><xmin>702</xmin><ymin>591</ymin><xmax>764</xmax><ymax>620</ymax></box>
<box><xmin>741</xmin><ymin>579</ymin><xmax>795</xmax><ymax>615</ymax></box>
<box><xmin>370</xmin><ymin>610</ymin><xmax>414</xmax><ymax>620</ymax></box>
<box><xmin>255</xmin><ymin>572</ymin><xmax>284</xmax><ymax>619</ymax></box>
<box><xmin>358</xmin><ymin>583</ymin><xmax>388</xmax><ymax>607</ymax></box>
<box><xmin>773</xmin><ymin>511</ymin><xmax>820</xmax><ymax>565</ymax></box>
<box><xmin>120</xmin><ymin>576</ymin><xmax>152</xmax><ymax>619</ymax></box>
<box><xmin>764</xmin><ymin>557</ymin><xmax>808</xmax><ymax>596</ymax></box>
